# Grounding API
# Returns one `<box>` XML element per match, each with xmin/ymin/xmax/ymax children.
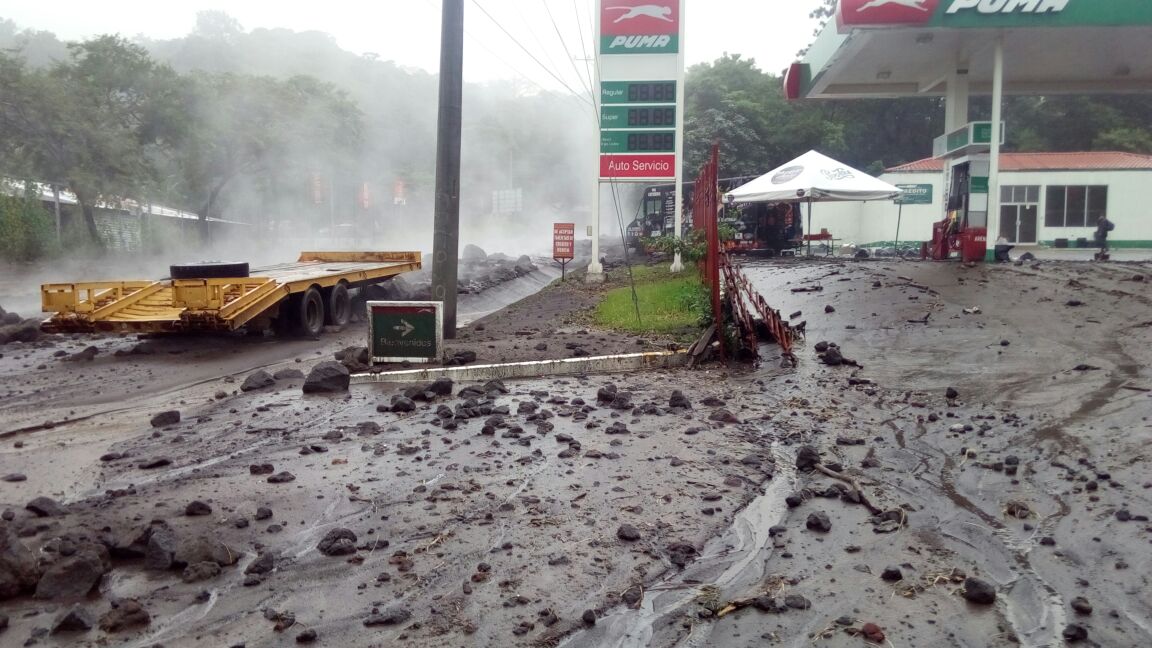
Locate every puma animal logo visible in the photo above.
<box><xmin>606</xmin><ymin>5</ymin><xmax>675</xmax><ymax>23</ymax></box>
<box><xmin>857</xmin><ymin>0</ymin><xmax>931</xmax><ymax>11</ymax></box>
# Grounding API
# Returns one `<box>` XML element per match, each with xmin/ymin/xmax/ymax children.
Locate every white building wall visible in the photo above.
<box><xmin>801</xmin><ymin>172</ymin><xmax>944</xmax><ymax>247</ymax></box>
<box><xmin>1002</xmin><ymin>170</ymin><xmax>1152</xmax><ymax>246</ymax></box>
<box><xmin>800</xmin><ymin>168</ymin><xmax>1152</xmax><ymax>248</ymax></box>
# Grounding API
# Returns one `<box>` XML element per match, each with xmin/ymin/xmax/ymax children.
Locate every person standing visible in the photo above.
<box><xmin>1094</xmin><ymin>215</ymin><xmax>1114</xmax><ymax>261</ymax></box>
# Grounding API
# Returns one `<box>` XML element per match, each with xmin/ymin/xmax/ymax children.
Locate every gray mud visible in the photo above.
<box><xmin>1</xmin><ymin>259</ymin><xmax>1150</xmax><ymax>648</ymax></box>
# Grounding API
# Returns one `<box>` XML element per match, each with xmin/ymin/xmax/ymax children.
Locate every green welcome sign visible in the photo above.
<box><xmin>368</xmin><ymin>301</ymin><xmax>442</xmax><ymax>363</ymax></box>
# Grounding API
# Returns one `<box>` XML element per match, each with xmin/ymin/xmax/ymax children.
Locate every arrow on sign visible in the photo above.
<box><xmin>393</xmin><ymin>320</ymin><xmax>416</xmax><ymax>337</ymax></box>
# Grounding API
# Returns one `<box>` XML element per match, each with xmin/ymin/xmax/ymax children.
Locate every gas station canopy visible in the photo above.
<box><xmin>787</xmin><ymin>0</ymin><xmax>1152</xmax><ymax>100</ymax></box>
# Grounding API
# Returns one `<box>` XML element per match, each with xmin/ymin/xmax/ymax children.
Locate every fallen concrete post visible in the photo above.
<box><xmin>350</xmin><ymin>351</ymin><xmax>688</xmax><ymax>384</ymax></box>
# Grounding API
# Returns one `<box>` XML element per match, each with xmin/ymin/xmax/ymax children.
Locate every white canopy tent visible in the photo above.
<box><xmin>724</xmin><ymin>150</ymin><xmax>903</xmax><ymax>255</ymax></box>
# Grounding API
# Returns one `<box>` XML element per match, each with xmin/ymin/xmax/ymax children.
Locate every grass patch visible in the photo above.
<box><xmin>594</xmin><ymin>264</ymin><xmax>710</xmax><ymax>337</ymax></box>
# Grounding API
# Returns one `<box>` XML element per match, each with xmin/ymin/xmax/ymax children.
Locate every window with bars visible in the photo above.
<box><xmin>1044</xmin><ymin>186</ymin><xmax>1107</xmax><ymax>228</ymax></box>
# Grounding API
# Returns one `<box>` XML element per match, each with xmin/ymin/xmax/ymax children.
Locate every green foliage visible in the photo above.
<box><xmin>643</xmin><ymin>224</ymin><xmax>736</xmax><ymax>263</ymax></box>
<box><xmin>0</xmin><ymin>186</ymin><xmax>58</xmax><ymax>261</ymax></box>
<box><xmin>595</xmin><ymin>266</ymin><xmax>711</xmax><ymax>337</ymax></box>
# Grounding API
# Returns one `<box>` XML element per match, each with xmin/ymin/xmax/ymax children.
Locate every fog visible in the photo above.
<box><xmin>0</xmin><ymin>12</ymin><xmax>603</xmax><ymax>285</ymax></box>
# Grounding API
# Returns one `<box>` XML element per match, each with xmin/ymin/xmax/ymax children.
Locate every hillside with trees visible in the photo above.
<box><xmin>2</xmin><ymin>9</ymin><xmax>1150</xmax><ymax>261</ymax></box>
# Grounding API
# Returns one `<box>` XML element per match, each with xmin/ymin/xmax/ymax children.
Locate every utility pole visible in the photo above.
<box><xmin>431</xmin><ymin>0</ymin><xmax>464</xmax><ymax>338</ymax></box>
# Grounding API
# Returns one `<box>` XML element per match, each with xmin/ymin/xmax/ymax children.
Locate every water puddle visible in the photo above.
<box><xmin>560</xmin><ymin>444</ymin><xmax>797</xmax><ymax>648</ymax></box>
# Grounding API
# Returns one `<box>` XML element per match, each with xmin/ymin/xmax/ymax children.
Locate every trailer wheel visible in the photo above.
<box><xmin>295</xmin><ymin>287</ymin><xmax>325</xmax><ymax>337</ymax></box>
<box><xmin>169</xmin><ymin>261</ymin><xmax>250</xmax><ymax>279</ymax></box>
<box><xmin>324</xmin><ymin>282</ymin><xmax>352</xmax><ymax>327</ymax></box>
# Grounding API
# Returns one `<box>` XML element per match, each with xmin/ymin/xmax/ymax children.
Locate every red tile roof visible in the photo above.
<box><xmin>887</xmin><ymin>152</ymin><xmax>1152</xmax><ymax>173</ymax></box>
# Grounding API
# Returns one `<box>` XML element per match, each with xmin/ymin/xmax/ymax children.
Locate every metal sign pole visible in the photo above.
<box><xmin>895</xmin><ymin>202</ymin><xmax>903</xmax><ymax>254</ymax></box>
<box><xmin>807</xmin><ymin>197</ymin><xmax>813</xmax><ymax>257</ymax></box>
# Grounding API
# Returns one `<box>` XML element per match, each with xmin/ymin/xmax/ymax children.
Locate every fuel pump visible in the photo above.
<box><xmin>928</xmin><ymin>154</ymin><xmax>990</xmax><ymax>261</ymax></box>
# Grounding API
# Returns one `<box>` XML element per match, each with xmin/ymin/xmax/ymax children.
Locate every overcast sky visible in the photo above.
<box><xmin>2</xmin><ymin>1</ymin><xmax>824</xmax><ymax>92</ymax></box>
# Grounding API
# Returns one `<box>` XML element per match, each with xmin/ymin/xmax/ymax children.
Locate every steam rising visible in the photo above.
<box><xmin>0</xmin><ymin>13</ymin><xmax>600</xmax><ymax>311</ymax></box>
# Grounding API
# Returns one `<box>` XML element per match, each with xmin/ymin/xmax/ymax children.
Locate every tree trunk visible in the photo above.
<box><xmin>198</xmin><ymin>179</ymin><xmax>231</xmax><ymax>245</ymax></box>
<box><xmin>71</xmin><ymin>187</ymin><xmax>106</xmax><ymax>251</ymax></box>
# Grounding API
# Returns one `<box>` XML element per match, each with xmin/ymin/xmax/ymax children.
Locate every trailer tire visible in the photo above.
<box><xmin>294</xmin><ymin>287</ymin><xmax>325</xmax><ymax>337</ymax></box>
<box><xmin>169</xmin><ymin>261</ymin><xmax>250</xmax><ymax>279</ymax></box>
<box><xmin>324</xmin><ymin>282</ymin><xmax>352</xmax><ymax>327</ymax></box>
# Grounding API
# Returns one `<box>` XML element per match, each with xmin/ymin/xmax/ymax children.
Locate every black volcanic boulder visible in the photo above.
<box><xmin>303</xmin><ymin>361</ymin><xmax>351</xmax><ymax>393</ymax></box>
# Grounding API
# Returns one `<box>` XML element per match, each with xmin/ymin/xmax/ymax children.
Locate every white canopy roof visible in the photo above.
<box><xmin>725</xmin><ymin>150</ymin><xmax>903</xmax><ymax>204</ymax></box>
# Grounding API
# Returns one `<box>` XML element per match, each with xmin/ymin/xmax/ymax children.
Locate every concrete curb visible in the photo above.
<box><xmin>350</xmin><ymin>351</ymin><xmax>688</xmax><ymax>384</ymax></box>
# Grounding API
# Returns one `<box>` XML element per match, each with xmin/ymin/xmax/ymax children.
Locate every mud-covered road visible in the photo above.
<box><xmin>1</xmin><ymin>259</ymin><xmax>1150</xmax><ymax>648</ymax></box>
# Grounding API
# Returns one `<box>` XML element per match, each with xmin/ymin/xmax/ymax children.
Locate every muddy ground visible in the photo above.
<box><xmin>0</xmin><ymin>257</ymin><xmax>1150</xmax><ymax>648</ymax></box>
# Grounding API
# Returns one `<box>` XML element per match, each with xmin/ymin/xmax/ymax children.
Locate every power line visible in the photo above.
<box><xmin>542</xmin><ymin>0</ymin><xmax>592</xmax><ymax>100</ymax></box>
<box><xmin>470</xmin><ymin>0</ymin><xmax>592</xmax><ymax>106</ymax></box>
<box><xmin>572</xmin><ymin>0</ymin><xmax>596</xmax><ymax>100</ymax></box>
<box><xmin>416</xmin><ymin>0</ymin><xmax>590</xmax><ymax>114</ymax></box>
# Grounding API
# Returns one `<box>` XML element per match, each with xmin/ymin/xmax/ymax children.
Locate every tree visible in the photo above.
<box><xmin>0</xmin><ymin>37</ymin><xmax>184</xmax><ymax>249</ymax></box>
<box><xmin>172</xmin><ymin>72</ymin><xmax>363</xmax><ymax>230</ymax></box>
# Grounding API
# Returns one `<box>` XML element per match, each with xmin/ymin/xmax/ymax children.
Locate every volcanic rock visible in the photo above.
<box><xmin>389</xmin><ymin>395</ymin><xmax>417</xmax><ymax>412</ymax></box>
<box><xmin>317</xmin><ymin>528</ymin><xmax>358</xmax><ymax>556</ymax></box>
<box><xmin>596</xmin><ymin>384</ymin><xmax>618</xmax><ymax>402</ymax></box>
<box><xmin>616</xmin><ymin>524</ymin><xmax>641</xmax><ymax>541</ymax></box>
<box><xmin>0</xmin><ymin>528</ymin><xmax>41</xmax><ymax>599</ymax></box>
<box><xmin>99</xmin><ymin>599</ymin><xmax>150</xmax><ymax>632</ymax></box>
<box><xmin>25</xmin><ymin>496</ymin><xmax>65</xmax><ymax>517</ymax></box>
<box><xmin>35</xmin><ymin>548</ymin><xmax>109</xmax><ymax>600</ymax></box>
<box><xmin>881</xmin><ymin>566</ymin><xmax>903</xmax><ymax>581</ymax></box>
<box><xmin>302</xmin><ymin>361</ymin><xmax>350</xmax><ymax>393</ymax></box>
<box><xmin>806</xmin><ymin>511</ymin><xmax>832</xmax><ymax>533</ymax></box>
<box><xmin>245</xmin><ymin>552</ymin><xmax>276</xmax><ymax>575</ymax></box>
<box><xmin>708</xmin><ymin>408</ymin><xmax>741</xmax><ymax>424</ymax></box>
<box><xmin>1070</xmin><ymin>596</ymin><xmax>1093</xmax><ymax>615</ymax></box>
<box><xmin>150</xmin><ymin>410</ymin><xmax>181</xmax><ymax>427</ymax></box>
<box><xmin>182</xmin><ymin>561</ymin><xmax>222</xmax><ymax>583</ymax></box>
<box><xmin>144</xmin><ymin>525</ymin><xmax>178</xmax><ymax>570</ymax></box>
<box><xmin>1062</xmin><ymin>624</ymin><xmax>1088</xmax><ymax>642</ymax></box>
<box><xmin>962</xmin><ymin>577</ymin><xmax>996</xmax><ymax>604</ymax></box>
<box><xmin>785</xmin><ymin>594</ymin><xmax>812</xmax><ymax>610</ymax></box>
<box><xmin>173</xmin><ymin>536</ymin><xmax>239</xmax><ymax>568</ymax></box>
<box><xmin>274</xmin><ymin>368</ymin><xmax>306</xmax><ymax>380</ymax></box>
<box><xmin>51</xmin><ymin>605</ymin><xmax>94</xmax><ymax>633</ymax></box>
<box><xmin>185</xmin><ymin>500</ymin><xmax>213</xmax><ymax>516</ymax></box>
<box><xmin>795</xmin><ymin>445</ymin><xmax>822</xmax><ymax>471</ymax></box>
<box><xmin>240</xmin><ymin>370</ymin><xmax>276</xmax><ymax>392</ymax></box>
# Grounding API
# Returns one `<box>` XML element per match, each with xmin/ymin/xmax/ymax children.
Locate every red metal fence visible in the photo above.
<box><xmin>694</xmin><ymin>144</ymin><xmax>796</xmax><ymax>366</ymax></box>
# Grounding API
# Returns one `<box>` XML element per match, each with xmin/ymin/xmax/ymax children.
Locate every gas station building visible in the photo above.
<box><xmin>786</xmin><ymin>0</ymin><xmax>1152</xmax><ymax>258</ymax></box>
<box><xmin>812</xmin><ymin>151</ymin><xmax>1152</xmax><ymax>251</ymax></box>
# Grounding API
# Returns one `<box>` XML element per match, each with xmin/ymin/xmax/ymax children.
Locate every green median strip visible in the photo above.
<box><xmin>594</xmin><ymin>266</ymin><xmax>710</xmax><ymax>338</ymax></box>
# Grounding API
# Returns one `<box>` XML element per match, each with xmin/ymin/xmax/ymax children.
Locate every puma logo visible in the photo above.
<box><xmin>857</xmin><ymin>0</ymin><xmax>931</xmax><ymax>11</ymax></box>
<box><xmin>606</xmin><ymin>5</ymin><xmax>675</xmax><ymax>23</ymax></box>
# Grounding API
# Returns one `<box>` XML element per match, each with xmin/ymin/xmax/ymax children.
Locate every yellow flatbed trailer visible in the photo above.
<box><xmin>40</xmin><ymin>251</ymin><xmax>422</xmax><ymax>335</ymax></box>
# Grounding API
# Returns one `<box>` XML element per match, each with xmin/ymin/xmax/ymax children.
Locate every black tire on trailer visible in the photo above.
<box><xmin>324</xmin><ymin>282</ymin><xmax>352</xmax><ymax>327</ymax></box>
<box><xmin>169</xmin><ymin>261</ymin><xmax>250</xmax><ymax>279</ymax></box>
<box><xmin>294</xmin><ymin>287</ymin><xmax>325</xmax><ymax>337</ymax></box>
